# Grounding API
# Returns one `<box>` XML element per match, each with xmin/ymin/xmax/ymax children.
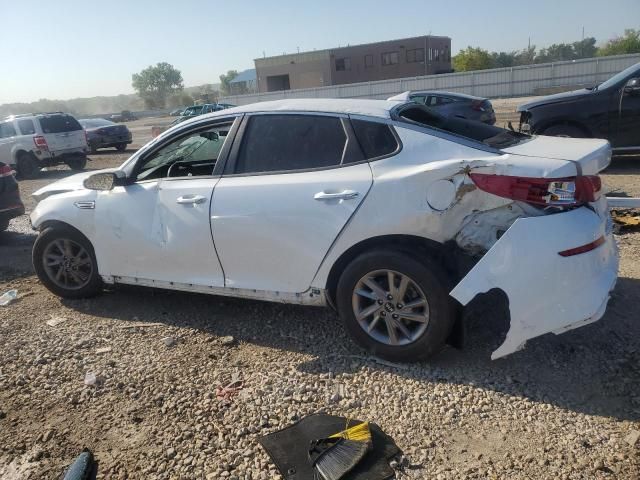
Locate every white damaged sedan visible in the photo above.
<box><xmin>30</xmin><ymin>99</ymin><xmax>618</xmax><ymax>361</ymax></box>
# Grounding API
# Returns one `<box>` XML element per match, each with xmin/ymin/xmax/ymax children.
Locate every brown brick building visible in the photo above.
<box><xmin>255</xmin><ymin>35</ymin><xmax>452</xmax><ymax>93</ymax></box>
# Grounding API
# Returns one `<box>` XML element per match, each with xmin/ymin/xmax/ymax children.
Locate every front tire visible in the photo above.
<box><xmin>33</xmin><ymin>226</ymin><xmax>102</xmax><ymax>298</ymax></box>
<box><xmin>115</xmin><ymin>143</ymin><xmax>127</xmax><ymax>152</ymax></box>
<box><xmin>67</xmin><ymin>154</ymin><xmax>87</xmax><ymax>171</ymax></box>
<box><xmin>542</xmin><ymin>124</ymin><xmax>587</xmax><ymax>138</ymax></box>
<box><xmin>336</xmin><ymin>250</ymin><xmax>455</xmax><ymax>362</ymax></box>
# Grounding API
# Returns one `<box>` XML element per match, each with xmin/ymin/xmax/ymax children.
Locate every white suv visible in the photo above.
<box><xmin>30</xmin><ymin>99</ymin><xmax>618</xmax><ymax>361</ymax></box>
<box><xmin>0</xmin><ymin>112</ymin><xmax>88</xmax><ymax>178</ymax></box>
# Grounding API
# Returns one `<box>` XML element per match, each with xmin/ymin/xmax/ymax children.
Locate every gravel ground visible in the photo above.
<box><xmin>1</xmin><ymin>112</ymin><xmax>639</xmax><ymax>479</ymax></box>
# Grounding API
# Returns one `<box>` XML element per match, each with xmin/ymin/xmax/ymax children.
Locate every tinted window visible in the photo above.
<box><xmin>364</xmin><ymin>54</ymin><xmax>374</xmax><ymax>68</ymax></box>
<box><xmin>39</xmin><ymin>115</ymin><xmax>82</xmax><ymax>133</ymax></box>
<box><xmin>17</xmin><ymin>119</ymin><xmax>36</xmax><ymax>135</ymax></box>
<box><xmin>0</xmin><ymin>122</ymin><xmax>17</xmax><ymax>138</ymax></box>
<box><xmin>351</xmin><ymin>119</ymin><xmax>398</xmax><ymax>159</ymax></box>
<box><xmin>335</xmin><ymin>57</ymin><xmax>351</xmax><ymax>71</ymax></box>
<box><xmin>407</xmin><ymin>48</ymin><xmax>424</xmax><ymax>63</ymax></box>
<box><xmin>235</xmin><ymin>115</ymin><xmax>347</xmax><ymax>174</ymax></box>
<box><xmin>382</xmin><ymin>52</ymin><xmax>399</xmax><ymax>66</ymax></box>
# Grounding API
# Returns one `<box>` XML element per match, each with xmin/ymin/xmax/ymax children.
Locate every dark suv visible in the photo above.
<box><xmin>518</xmin><ymin>62</ymin><xmax>640</xmax><ymax>153</ymax></box>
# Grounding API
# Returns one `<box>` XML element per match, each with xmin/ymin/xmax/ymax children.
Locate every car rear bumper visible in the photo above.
<box><xmin>91</xmin><ymin>133</ymin><xmax>133</xmax><ymax>146</ymax></box>
<box><xmin>0</xmin><ymin>203</ymin><xmax>25</xmax><ymax>223</ymax></box>
<box><xmin>450</xmin><ymin>199</ymin><xmax>618</xmax><ymax>359</ymax></box>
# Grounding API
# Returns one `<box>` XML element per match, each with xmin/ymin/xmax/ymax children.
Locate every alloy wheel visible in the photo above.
<box><xmin>351</xmin><ymin>269</ymin><xmax>430</xmax><ymax>346</ymax></box>
<box><xmin>42</xmin><ymin>238</ymin><xmax>94</xmax><ymax>290</ymax></box>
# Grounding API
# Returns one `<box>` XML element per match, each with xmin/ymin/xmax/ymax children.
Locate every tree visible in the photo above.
<box><xmin>490</xmin><ymin>51</ymin><xmax>517</xmax><ymax>68</ymax></box>
<box><xmin>219</xmin><ymin>70</ymin><xmax>239</xmax><ymax>96</ymax></box>
<box><xmin>452</xmin><ymin>47</ymin><xmax>493</xmax><ymax>72</ymax></box>
<box><xmin>597</xmin><ymin>29</ymin><xmax>640</xmax><ymax>56</ymax></box>
<box><xmin>513</xmin><ymin>45</ymin><xmax>537</xmax><ymax>66</ymax></box>
<box><xmin>167</xmin><ymin>93</ymin><xmax>193</xmax><ymax>108</ymax></box>
<box><xmin>536</xmin><ymin>43</ymin><xmax>576</xmax><ymax>63</ymax></box>
<box><xmin>132</xmin><ymin>62</ymin><xmax>184</xmax><ymax>109</ymax></box>
<box><xmin>573</xmin><ymin>37</ymin><xmax>597</xmax><ymax>59</ymax></box>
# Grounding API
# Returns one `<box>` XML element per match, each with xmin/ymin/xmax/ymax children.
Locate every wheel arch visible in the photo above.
<box><xmin>537</xmin><ymin>119</ymin><xmax>593</xmax><ymax>137</ymax></box>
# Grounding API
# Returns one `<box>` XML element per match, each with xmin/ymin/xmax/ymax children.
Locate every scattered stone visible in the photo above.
<box><xmin>96</xmin><ymin>347</ymin><xmax>112</xmax><ymax>354</ymax></box>
<box><xmin>166</xmin><ymin>448</ymin><xmax>176</xmax><ymax>459</ymax></box>
<box><xmin>219</xmin><ymin>336</ymin><xmax>235</xmax><ymax>346</ymax></box>
<box><xmin>46</xmin><ymin>316</ymin><xmax>67</xmax><ymax>327</ymax></box>
<box><xmin>624</xmin><ymin>430</ymin><xmax>640</xmax><ymax>447</ymax></box>
<box><xmin>162</xmin><ymin>336</ymin><xmax>178</xmax><ymax>348</ymax></box>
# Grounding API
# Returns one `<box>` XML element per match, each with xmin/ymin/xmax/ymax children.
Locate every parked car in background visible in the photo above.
<box><xmin>110</xmin><ymin>110</ymin><xmax>138</xmax><ymax>123</ymax></box>
<box><xmin>0</xmin><ymin>112</ymin><xmax>88</xmax><ymax>179</ymax></box>
<box><xmin>151</xmin><ymin>104</ymin><xmax>233</xmax><ymax>137</ymax></box>
<box><xmin>79</xmin><ymin>118</ymin><xmax>132</xmax><ymax>153</ymax></box>
<box><xmin>30</xmin><ymin>98</ymin><xmax>617</xmax><ymax>362</ymax></box>
<box><xmin>170</xmin><ymin>108</ymin><xmax>185</xmax><ymax>116</ymax></box>
<box><xmin>388</xmin><ymin>91</ymin><xmax>496</xmax><ymax>125</ymax></box>
<box><xmin>517</xmin><ymin>62</ymin><xmax>640</xmax><ymax>153</ymax></box>
<box><xmin>0</xmin><ymin>162</ymin><xmax>24</xmax><ymax>232</ymax></box>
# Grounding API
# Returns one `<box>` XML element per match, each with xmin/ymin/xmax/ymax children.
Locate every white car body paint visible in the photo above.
<box><xmin>30</xmin><ymin>99</ymin><xmax>619</xmax><ymax>359</ymax></box>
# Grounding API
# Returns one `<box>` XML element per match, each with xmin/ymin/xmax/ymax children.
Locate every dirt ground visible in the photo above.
<box><xmin>1</xmin><ymin>102</ymin><xmax>639</xmax><ymax>479</ymax></box>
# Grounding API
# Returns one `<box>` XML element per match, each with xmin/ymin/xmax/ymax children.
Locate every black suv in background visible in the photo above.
<box><xmin>518</xmin><ymin>62</ymin><xmax>640</xmax><ymax>153</ymax></box>
<box><xmin>0</xmin><ymin>163</ymin><xmax>24</xmax><ymax>231</ymax></box>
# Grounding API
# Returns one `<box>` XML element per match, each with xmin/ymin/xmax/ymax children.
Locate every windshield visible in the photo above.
<box><xmin>79</xmin><ymin>118</ymin><xmax>115</xmax><ymax>128</ymax></box>
<box><xmin>597</xmin><ymin>62</ymin><xmax>640</xmax><ymax>90</ymax></box>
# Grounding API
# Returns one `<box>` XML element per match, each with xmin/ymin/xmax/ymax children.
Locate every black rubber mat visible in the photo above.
<box><xmin>259</xmin><ymin>414</ymin><xmax>400</xmax><ymax>480</ymax></box>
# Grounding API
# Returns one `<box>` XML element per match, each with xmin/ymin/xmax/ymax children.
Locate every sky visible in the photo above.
<box><xmin>1</xmin><ymin>0</ymin><xmax>638</xmax><ymax>104</ymax></box>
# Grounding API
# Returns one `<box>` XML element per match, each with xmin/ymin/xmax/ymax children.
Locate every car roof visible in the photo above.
<box><xmin>196</xmin><ymin>98</ymin><xmax>404</xmax><ymax>120</ymax></box>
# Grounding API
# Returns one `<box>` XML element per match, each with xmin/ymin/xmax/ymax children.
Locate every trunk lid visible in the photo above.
<box><xmin>501</xmin><ymin>136</ymin><xmax>611</xmax><ymax>175</ymax></box>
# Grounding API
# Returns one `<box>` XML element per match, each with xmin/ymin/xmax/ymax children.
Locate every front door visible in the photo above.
<box><xmin>212</xmin><ymin>113</ymin><xmax>373</xmax><ymax>293</ymax></box>
<box><xmin>614</xmin><ymin>83</ymin><xmax>640</xmax><ymax>148</ymax></box>
<box><xmin>93</xmin><ymin>119</ymin><xmax>236</xmax><ymax>287</ymax></box>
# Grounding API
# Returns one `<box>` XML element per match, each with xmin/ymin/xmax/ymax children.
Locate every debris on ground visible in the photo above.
<box><xmin>259</xmin><ymin>414</ymin><xmax>401</xmax><ymax>480</ymax></box>
<box><xmin>95</xmin><ymin>347</ymin><xmax>112</xmax><ymax>354</ymax></box>
<box><xmin>117</xmin><ymin>322</ymin><xmax>164</xmax><ymax>329</ymax></box>
<box><xmin>162</xmin><ymin>336</ymin><xmax>178</xmax><ymax>348</ymax></box>
<box><xmin>0</xmin><ymin>289</ymin><xmax>17</xmax><ymax>306</ymax></box>
<box><xmin>46</xmin><ymin>316</ymin><xmax>67</xmax><ymax>327</ymax></box>
<box><xmin>83</xmin><ymin>372</ymin><xmax>99</xmax><ymax>387</ymax></box>
<box><xmin>215</xmin><ymin>373</ymin><xmax>244</xmax><ymax>404</ymax></box>
<box><xmin>62</xmin><ymin>448</ymin><xmax>96</xmax><ymax>480</ymax></box>
<box><xmin>219</xmin><ymin>335</ymin><xmax>236</xmax><ymax>346</ymax></box>
<box><xmin>625</xmin><ymin>429</ymin><xmax>640</xmax><ymax>447</ymax></box>
<box><xmin>611</xmin><ymin>210</ymin><xmax>640</xmax><ymax>232</ymax></box>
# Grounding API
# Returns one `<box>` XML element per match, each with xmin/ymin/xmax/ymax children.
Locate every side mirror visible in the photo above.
<box><xmin>624</xmin><ymin>77</ymin><xmax>640</xmax><ymax>95</ymax></box>
<box><xmin>83</xmin><ymin>171</ymin><xmax>127</xmax><ymax>191</ymax></box>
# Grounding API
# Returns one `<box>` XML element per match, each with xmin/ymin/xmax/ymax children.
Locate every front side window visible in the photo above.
<box><xmin>382</xmin><ymin>51</ymin><xmax>399</xmax><ymax>66</ymax></box>
<box><xmin>335</xmin><ymin>57</ymin><xmax>351</xmax><ymax>71</ymax></box>
<box><xmin>234</xmin><ymin>115</ymin><xmax>347</xmax><ymax>175</ymax></box>
<box><xmin>0</xmin><ymin>122</ymin><xmax>17</xmax><ymax>138</ymax></box>
<box><xmin>17</xmin><ymin>119</ymin><xmax>36</xmax><ymax>135</ymax></box>
<box><xmin>136</xmin><ymin>122</ymin><xmax>232</xmax><ymax>181</ymax></box>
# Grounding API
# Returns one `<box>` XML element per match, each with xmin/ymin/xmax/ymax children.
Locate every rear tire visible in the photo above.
<box><xmin>16</xmin><ymin>152</ymin><xmax>40</xmax><ymax>179</ymax></box>
<box><xmin>336</xmin><ymin>249</ymin><xmax>456</xmax><ymax>362</ymax></box>
<box><xmin>90</xmin><ymin>143</ymin><xmax>98</xmax><ymax>154</ymax></box>
<box><xmin>67</xmin><ymin>155</ymin><xmax>87</xmax><ymax>171</ymax></box>
<box><xmin>542</xmin><ymin>124</ymin><xmax>587</xmax><ymax>138</ymax></box>
<box><xmin>33</xmin><ymin>226</ymin><xmax>102</xmax><ymax>298</ymax></box>
<box><xmin>116</xmin><ymin>143</ymin><xmax>127</xmax><ymax>152</ymax></box>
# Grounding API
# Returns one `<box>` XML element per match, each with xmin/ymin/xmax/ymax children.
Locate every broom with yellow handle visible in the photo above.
<box><xmin>308</xmin><ymin>420</ymin><xmax>373</xmax><ymax>480</ymax></box>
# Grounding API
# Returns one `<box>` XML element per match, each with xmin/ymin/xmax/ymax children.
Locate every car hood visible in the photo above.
<box><xmin>517</xmin><ymin>88</ymin><xmax>593</xmax><ymax>111</ymax></box>
<box><xmin>32</xmin><ymin>168</ymin><xmax>115</xmax><ymax>202</ymax></box>
<box><xmin>502</xmin><ymin>135</ymin><xmax>611</xmax><ymax>175</ymax></box>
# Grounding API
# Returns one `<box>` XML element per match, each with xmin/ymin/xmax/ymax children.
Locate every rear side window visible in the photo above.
<box><xmin>39</xmin><ymin>115</ymin><xmax>82</xmax><ymax>133</ymax></box>
<box><xmin>235</xmin><ymin>115</ymin><xmax>347</xmax><ymax>174</ymax></box>
<box><xmin>0</xmin><ymin>122</ymin><xmax>17</xmax><ymax>138</ymax></box>
<box><xmin>17</xmin><ymin>119</ymin><xmax>36</xmax><ymax>135</ymax></box>
<box><xmin>351</xmin><ymin>119</ymin><xmax>399</xmax><ymax>159</ymax></box>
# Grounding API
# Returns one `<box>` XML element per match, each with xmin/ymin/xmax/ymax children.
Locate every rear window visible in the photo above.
<box><xmin>39</xmin><ymin>115</ymin><xmax>82</xmax><ymax>133</ymax></box>
<box><xmin>351</xmin><ymin>119</ymin><xmax>399</xmax><ymax>159</ymax></box>
<box><xmin>17</xmin><ymin>119</ymin><xmax>36</xmax><ymax>135</ymax></box>
<box><xmin>397</xmin><ymin>104</ymin><xmax>527</xmax><ymax>149</ymax></box>
<box><xmin>79</xmin><ymin>118</ymin><xmax>115</xmax><ymax>128</ymax></box>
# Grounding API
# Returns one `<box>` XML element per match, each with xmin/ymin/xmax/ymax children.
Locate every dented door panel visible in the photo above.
<box><xmin>450</xmin><ymin>205</ymin><xmax>618</xmax><ymax>359</ymax></box>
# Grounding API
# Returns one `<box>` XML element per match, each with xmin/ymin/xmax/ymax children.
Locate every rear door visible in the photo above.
<box><xmin>38</xmin><ymin>114</ymin><xmax>87</xmax><ymax>152</ymax></box>
<box><xmin>211</xmin><ymin>113</ymin><xmax>373</xmax><ymax>293</ymax></box>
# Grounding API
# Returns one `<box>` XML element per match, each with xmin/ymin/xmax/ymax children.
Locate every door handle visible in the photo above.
<box><xmin>176</xmin><ymin>195</ymin><xmax>207</xmax><ymax>205</ymax></box>
<box><xmin>314</xmin><ymin>190</ymin><xmax>359</xmax><ymax>201</ymax></box>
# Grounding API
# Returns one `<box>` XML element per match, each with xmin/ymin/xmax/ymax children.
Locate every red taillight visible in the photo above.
<box><xmin>0</xmin><ymin>164</ymin><xmax>14</xmax><ymax>177</ymax></box>
<box><xmin>470</xmin><ymin>174</ymin><xmax>601</xmax><ymax>207</ymax></box>
<box><xmin>33</xmin><ymin>135</ymin><xmax>48</xmax><ymax>150</ymax></box>
<box><xmin>471</xmin><ymin>100</ymin><xmax>486</xmax><ymax>112</ymax></box>
<box><xmin>558</xmin><ymin>236</ymin><xmax>605</xmax><ymax>257</ymax></box>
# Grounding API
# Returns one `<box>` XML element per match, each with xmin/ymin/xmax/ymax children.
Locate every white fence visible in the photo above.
<box><xmin>220</xmin><ymin>54</ymin><xmax>640</xmax><ymax>106</ymax></box>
